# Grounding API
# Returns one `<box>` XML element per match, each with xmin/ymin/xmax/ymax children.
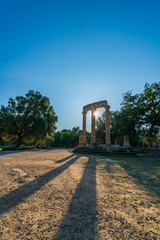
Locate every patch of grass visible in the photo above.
<box><xmin>120</xmin><ymin>157</ymin><xmax>160</xmax><ymax>197</ymax></box>
<box><xmin>97</xmin><ymin>155</ymin><xmax>160</xmax><ymax>198</ymax></box>
<box><xmin>153</xmin><ymin>168</ymin><xmax>160</xmax><ymax>174</ymax></box>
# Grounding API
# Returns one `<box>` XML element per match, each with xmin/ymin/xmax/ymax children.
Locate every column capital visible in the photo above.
<box><xmin>82</xmin><ymin>110</ymin><xmax>87</xmax><ymax>114</ymax></box>
<box><xmin>105</xmin><ymin>105</ymin><xmax>110</xmax><ymax>110</ymax></box>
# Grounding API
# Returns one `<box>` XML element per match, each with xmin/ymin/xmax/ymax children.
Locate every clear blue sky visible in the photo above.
<box><xmin>0</xmin><ymin>0</ymin><xmax>160</xmax><ymax>131</ymax></box>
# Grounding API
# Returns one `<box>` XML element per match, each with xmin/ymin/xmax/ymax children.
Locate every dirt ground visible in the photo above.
<box><xmin>0</xmin><ymin>149</ymin><xmax>160</xmax><ymax>240</ymax></box>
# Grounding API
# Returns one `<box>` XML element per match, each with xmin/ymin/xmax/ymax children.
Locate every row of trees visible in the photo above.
<box><xmin>96</xmin><ymin>82</ymin><xmax>160</xmax><ymax>147</ymax></box>
<box><xmin>53</xmin><ymin>127</ymin><xmax>80</xmax><ymax>147</ymax></box>
<box><xmin>53</xmin><ymin>128</ymin><xmax>91</xmax><ymax>147</ymax></box>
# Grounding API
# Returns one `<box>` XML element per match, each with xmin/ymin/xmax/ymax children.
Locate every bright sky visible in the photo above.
<box><xmin>0</xmin><ymin>0</ymin><xmax>160</xmax><ymax>131</ymax></box>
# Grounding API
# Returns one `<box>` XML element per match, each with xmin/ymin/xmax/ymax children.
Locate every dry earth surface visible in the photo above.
<box><xmin>0</xmin><ymin>149</ymin><xmax>160</xmax><ymax>240</ymax></box>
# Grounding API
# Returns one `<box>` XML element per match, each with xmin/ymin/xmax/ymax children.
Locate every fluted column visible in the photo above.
<box><xmin>91</xmin><ymin>109</ymin><xmax>96</xmax><ymax>145</ymax></box>
<box><xmin>82</xmin><ymin>111</ymin><xmax>86</xmax><ymax>144</ymax></box>
<box><xmin>105</xmin><ymin>106</ymin><xmax>111</xmax><ymax>145</ymax></box>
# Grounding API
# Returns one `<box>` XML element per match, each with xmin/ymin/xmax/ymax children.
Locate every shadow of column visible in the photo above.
<box><xmin>53</xmin><ymin>157</ymin><xmax>97</xmax><ymax>240</ymax></box>
<box><xmin>55</xmin><ymin>154</ymin><xmax>76</xmax><ymax>163</ymax></box>
<box><xmin>0</xmin><ymin>155</ymin><xmax>80</xmax><ymax>216</ymax></box>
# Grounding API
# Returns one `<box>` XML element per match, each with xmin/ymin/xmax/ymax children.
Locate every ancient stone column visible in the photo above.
<box><xmin>91</xmin><ymin>109</ymin><xmax>96</xmax><ymax>145</ymax></box>
<box><xmin>82</xmin><ymin>111</ymin><xmax>86</xmax><ymax>144</ymax></box>
<box><xmin>105</xmin><ymin>106</ymin><xmax>111</xmax><ymax>145</ymax></box>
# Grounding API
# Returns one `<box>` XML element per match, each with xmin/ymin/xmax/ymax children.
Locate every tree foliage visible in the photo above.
<box><xmin>96</xmin><ymin>82</ymin><xmax>160</xmax><ymax>146</ymax></box>
<box><xmin>121</xmin><ymin>82</ymin><xmax>159</xmax><ymax>137</ymax></box>
<box><xmin>96</xmin><ymin>114</ymin><xmax>105</xmax><ymax>141</ymax></box>
<box><xmin>53</xmin><ymin>127</ymin><xmax>80</xmax><ymax>147</ymax></box>
<box><xmin>0</xmin><ymin>90</ymin><xmax>57</xmax><ymax>147</ymax></box>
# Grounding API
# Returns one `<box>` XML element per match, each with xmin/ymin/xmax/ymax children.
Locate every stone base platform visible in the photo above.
<box><xmin>73</xmin><ymin>145</ymin><xmax>137</xmax><ymax>155</ymax></box>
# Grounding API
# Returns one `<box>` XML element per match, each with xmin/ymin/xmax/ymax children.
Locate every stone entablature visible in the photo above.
<box><xmin>79</xmin><ymin>100</ymin><xmax>111</xmax><ymax>145</ymax></box>
<box><xmin>83</xmin><ymin>100</ymin><xmax>108</xmax><ymax>112</ymax></box>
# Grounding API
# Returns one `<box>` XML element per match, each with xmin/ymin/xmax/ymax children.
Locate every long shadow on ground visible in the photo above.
<box><xmin>55</xmin><ymin>154</ymin><xmax>76</xmax><ymax>163</ymax></box>
<box><xmin>121</xmin><ymin>157</ymin><xmax>160</xmax><ymax>198</ymax></box>
<box><xmin>53</xmin><ymin>157</ymin><xmax>97</xmax><ymax>240</ymax></box>
<box><xmin>0</xmin><ymin>150</ymin><xmax>25</xmax><ymax>156</ymax></box>
<box><xmin>104</xmin><ymin>156</ymin><xmax>160</xmax><ymax>198</ymax></box>
<box><xmin>0</xmin><ymin>155</ymin><xmax>80</xmax><ymax>216</ymax></box>
<box><xmin>0</xmin><ymin>148</ymin><xmax>65</xmax><ymax>157</ymax></box>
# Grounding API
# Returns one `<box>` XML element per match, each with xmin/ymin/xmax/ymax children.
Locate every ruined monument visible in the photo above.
<box><xmin>79</xmin><ymin>100</ymin><xmax>110</xmax><ymax>146</ymax></box>
<box><xmin>75</xmin><ymin>100</ymin><xmax>137</xmax><ymax>155</ymax></box>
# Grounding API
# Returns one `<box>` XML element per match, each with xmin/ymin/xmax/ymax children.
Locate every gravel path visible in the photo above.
<box><xmin>0</xmin><ymin>149</ymin><xmax>160</xmax><ymax>239</ymax></box>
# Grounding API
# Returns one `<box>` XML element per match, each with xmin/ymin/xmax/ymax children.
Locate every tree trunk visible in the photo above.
<box><xmin>17</xmin><ymin>135</ymin><xmax>22</xmax><ymax>148</ymax></box>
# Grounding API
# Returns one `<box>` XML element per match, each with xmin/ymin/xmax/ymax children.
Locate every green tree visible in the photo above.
<box><xmin>96</xmin><ymin>110</ymin><xmax>139</xmax><ymax>145</ymax></box>
<box><xmin>60</xmin><ymin>130</ymin><xmax>73</xmax><ymax>147</ymax></box>
<box><xmin>0</xmin><ymin>90</ymin><xmax>57</xmax><ymax>147</ymax></box>
<box><xmin>53</xmin><ymin>131</ymin><xmax>61</xmax><ymax>146</ymax></box>
<box><xmin>72</xmin><ymin>127</ymin><xmax>80</xmax><ymax>134</ymax></box>
<box><xmin>72</xmin><ymin>127</ymin><xmax>80</xmax><ymax>146</ymax></box>
<box><xmin>121</xmin><ymin>82</ymin><xmax>160</xmax><ymax>140</ymax></box>
<box><xmin>53</xmin><ymin>127</ymin><xmax>80</xmax><ymax>147</ymax></box>
<box><xmin>96</xmin><ymin>114</ymin><xmax>105</xmax><ymax>142</ymax></box>
<box><xmin>96</xmin><ymin>82</ymin><xmax>160</xmax><ymax>146</ymax></box>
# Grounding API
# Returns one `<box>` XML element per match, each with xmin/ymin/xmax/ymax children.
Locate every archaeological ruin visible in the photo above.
<box><xmin>79</xmin><ymin>100</ymin><xmax>110</xmax><ymax>145</ymax></box>
<box><xmin>75</xmin><ymin>100</ymin><xmax>137</xmax><ymax>154</ymax></box>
